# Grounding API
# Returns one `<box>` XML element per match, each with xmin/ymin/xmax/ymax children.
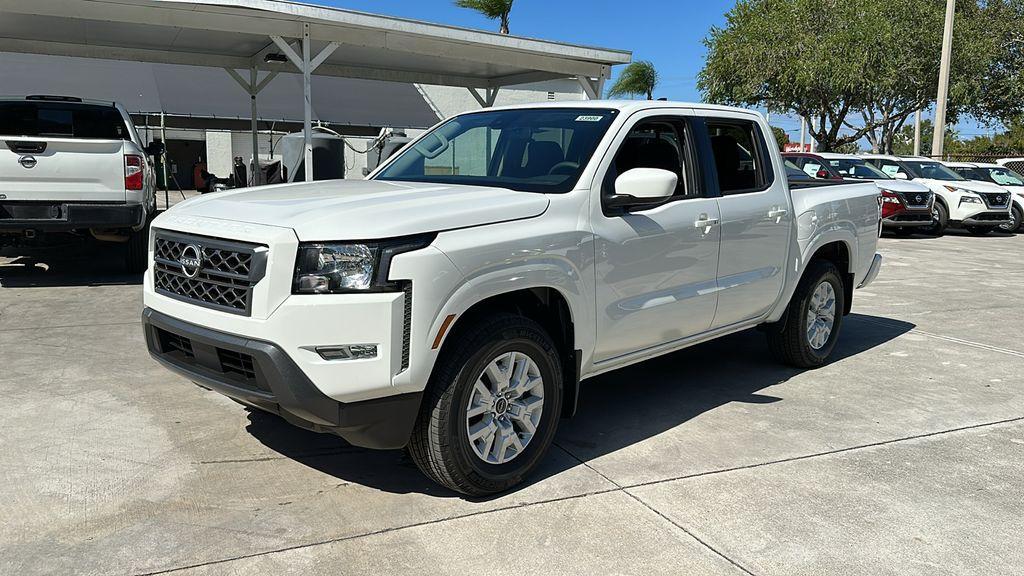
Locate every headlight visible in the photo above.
<box><xmin>958</xmin><ymin>194</ymin><xmax>983</xmax><ymax>205</ymax></box>
<box><xmin>293</xmin><ymin>235</ymin><xmax>434</xmax><ymax>294</ymax></box>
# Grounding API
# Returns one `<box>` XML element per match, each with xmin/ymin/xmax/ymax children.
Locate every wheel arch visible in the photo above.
<box><xmin>808</xmin><ymin>240</ymin><xmax>854</xmax><ymax>316</ymax></box>
<box><xmin>431</xmin><ymin>285</ymin><xmax>583</xmax><ymax>419</ymax></box>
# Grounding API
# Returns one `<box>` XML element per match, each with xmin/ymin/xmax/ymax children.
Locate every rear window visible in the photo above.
<box><xmin>0</xmin><ymin>102</ymin><xmax>129</xmax><ymax>139</ymax></box>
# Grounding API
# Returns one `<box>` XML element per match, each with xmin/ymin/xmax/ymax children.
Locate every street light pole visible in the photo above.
<box><xmin>913</xmin><ymin>109</ymin><xmax>922</xmax><ymax>156</ymax></box>
<box><xmin>931</xmin><ymin>0</ymin><xmax>956</xmax><ymax>159</ymax></box>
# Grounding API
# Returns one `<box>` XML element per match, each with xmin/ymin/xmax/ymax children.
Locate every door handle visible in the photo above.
<box><xmin>768</xmin><ymin>207</ymin><xmax>788</xmax><ymax>223</ymax></box>
<box><xmin>694</xmin><ymin>214</ymin><xmax>719</xmax><ymax>233</ymax></box>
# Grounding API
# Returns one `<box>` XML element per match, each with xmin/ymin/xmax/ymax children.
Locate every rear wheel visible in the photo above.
<box><xmin>124</xmin><ymin>215</ymin><xmax>151</xmax><ymax>273</ymax></box>
<box><xmin>408</xmin><ymin>314</ymin><xmax>563</xmax><ymax>496</ymax></box>
<box><xmin>999</xmin><ymin>205</ymin><xmax>1022</xmax><ymax>233</ymax></box>
<box><xmin>766</xmin><ymin>260</ymin><xmax>845</xmax><ymax>368</ymax></box>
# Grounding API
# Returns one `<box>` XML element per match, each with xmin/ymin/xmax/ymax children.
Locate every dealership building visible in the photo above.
<box><xmin>0</xmin><ymin>0</ymin><xmax>630</xmax><ymax>190</ymax></box>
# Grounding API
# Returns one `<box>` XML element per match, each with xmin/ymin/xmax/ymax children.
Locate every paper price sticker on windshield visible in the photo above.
<box><xmin>575</xmin><ymin>115</ymin><xmax>604</xmax><ymax>122</ymax></box>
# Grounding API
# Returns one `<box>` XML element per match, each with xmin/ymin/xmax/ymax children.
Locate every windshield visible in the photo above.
<box><xmin>0</xmin><ymin>102</ymin><xmax>129</xmax><ymax>139</ymax></box>
<box><xmin>987</xmin><ymin>167</ymin><xmax>1024</xmax><ymax>186</ymax></box>
<box><xmin>375</xmin><ymin>108</ymin><xmax>617</xmax><ymax>193</ymax></box>
<box><xmin>829</xmin><ymin>158</ymin><xmax>891</xmax><ymax>180</ymax></box>
<box><xmin>903</xmin><ymin>160</ymin><xmax>965</xmax><ymax>181</ymax></box>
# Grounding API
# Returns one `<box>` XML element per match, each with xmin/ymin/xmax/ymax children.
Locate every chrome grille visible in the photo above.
<box><xmin>981</xmin><ymin>192</ymin><xmax>1010</xmax><ymax>209</ymax></box>
<box><xmin>153</xmin><ymin>232</ymin><xmax>267</xmax><ymax>316</ymax></box>
<box><xmin>899</xmin><ymin>191</ymin><xmax>932</xmax><ymax>208</ymax></box>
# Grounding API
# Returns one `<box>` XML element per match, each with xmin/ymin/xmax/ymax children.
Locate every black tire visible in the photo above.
<box><xmin>125</xmin><ymin>214</ymin><xmax>151</xmax><ymax>273</ymax></box>
<box><xmin>923</xmin><ymin>201</ymin><xmax>948</xmax><ymax>236</ymax></box>
<box><xmin>965</xmin><ymin>225</ymin><xmax>995</xmax><ymax>236</ymax></box>
<box><xmin>408</xmin><ymin>313</ymin><xmax>563</xmax><ymax>496</ymax></box>
<box><xmin>999</xmin><ymin>204</ymin><xmax>1022</xmax><ymax>233</ymax></box>
<box><xmin>765</xmin><ymin>260</ymin><xmax>846</xmax><ymax>369</ymax></box>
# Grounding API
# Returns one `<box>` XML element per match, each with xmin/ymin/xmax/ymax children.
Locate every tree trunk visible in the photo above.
<box><xmin>500</xmin><ymin>13</ymin><xmax>509</xmax><ymax>34</ymax></box>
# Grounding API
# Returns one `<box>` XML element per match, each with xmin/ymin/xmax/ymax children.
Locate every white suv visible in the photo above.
<box><xmin>944</xmin><ymin>161</ymin><xmax>1023</xmax><ymax>233</ymax></box>
<box><xmin>862</xmin><ymin>155</ymin><xmax>1013</xmax><ymax>235</ymax></box>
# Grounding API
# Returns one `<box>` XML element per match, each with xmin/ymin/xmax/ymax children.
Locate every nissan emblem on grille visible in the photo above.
<box><xmin>915</xmin><ymin>195</ymin><xmax>923</xmax><ymax>204</ymax></box>
<box><xmin>997</xmin><ymin>195</ymin><xmax>1005</xmax><ymax>204</ymax></box>
<box><xmin>179</xmin><ymin>244</ymin><xmax>203</xmax><ymax>278</ymax></box>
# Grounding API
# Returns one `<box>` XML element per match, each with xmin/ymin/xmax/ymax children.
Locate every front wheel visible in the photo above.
<box><xmin>999</xmin><ymin>205</ymin><xmax>1022</xmax><ymax>233</ymax></box>
<box><xmin>765</xmin><ymin>260</ymin><xmax>846</xmax><ymax>368</ymax></box>
<box><xmin>922</xmin><ymin>202</ymin><xmax>948</xmax><ymax>236</ymax></box>
<box><xmin>408</xmin><ymin>314</ymin><xmax>563</xmax><ymax>496</ymax></box>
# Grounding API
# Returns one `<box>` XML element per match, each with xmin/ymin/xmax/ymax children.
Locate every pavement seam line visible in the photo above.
<box><xmin>553</xmin><ymin>442</ymin><xmax>760</xmax><ymax>576</ymax></box>
<box><xmin>624</xmin><ymin>415</ymin><xmax>1024</xmax><ymax>491</ymax></box>
<box><xmin>131</xmin><ymin>486</ymin><xmax>622</xmax><ymax>576</ymax></box>
<box><xmin>0</xmin><ymin>320</ymin><xmax>141</xmax><ymax>333</ymax></box>
<box><xmin>854</xmin><ymin>316</ymin><xmax>1024</xmax><ymax>359</ymax></box>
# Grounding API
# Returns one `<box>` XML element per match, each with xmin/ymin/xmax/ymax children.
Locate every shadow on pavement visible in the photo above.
<box><xmin>0</xmin><ymin>239</ymin><xmax>140</xmax><ymax>288</ymax></box>
<box><xmin>244</xmin><ymin>313</ymin><xmax>915</xmax><ymax>499</ymax></box>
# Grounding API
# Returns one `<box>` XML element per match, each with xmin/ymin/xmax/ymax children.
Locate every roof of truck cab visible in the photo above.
<box><xmin>0</xmin><ymin>95</ymin><xmax>117</xmax><ymax>106</ymax></box>
<box><xmin>860</xmin><ymin>154</ymin><xmax>934</xmax><ymax>161</ymax></box>
<box><xmin>475</xmin><ymin>100</ymin><xmax>766</xmax><ymax>116</ymax></box>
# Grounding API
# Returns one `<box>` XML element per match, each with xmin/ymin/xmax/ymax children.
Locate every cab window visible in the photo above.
<box><xmin>606</xmin><ymin>118</ymin><xmax>695</xmax><ymax>199</ymax></box>
<box><xmin>704</xmin><ymin>120</ymin><xmax>773</xmax><ymax>194</ymax></box>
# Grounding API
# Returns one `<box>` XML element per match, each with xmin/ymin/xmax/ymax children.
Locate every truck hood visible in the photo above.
<box><xmin>168</xmin><ymin>179</ymin><xmax>550</xmax><ymax>241</ymax></box>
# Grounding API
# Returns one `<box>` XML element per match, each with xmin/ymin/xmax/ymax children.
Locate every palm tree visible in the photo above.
<box><xmin>455</xmin><ymin>0</ymin><xmax>514</xmax><ymax>34</ymax></box>
<box><xmin>607</xmin><ymin>61</ymin><xmax>659</xmax><ymax>100</ymax></box>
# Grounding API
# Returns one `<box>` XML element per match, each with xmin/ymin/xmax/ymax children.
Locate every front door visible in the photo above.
<box><xmin>699</xmin><ymin>113</ymin><xmax>792</xmax><ymax>328</ymax></box>
<box><xmin>591</xmin><ymin>112</ymin><xmax>722</xmax><ymax>363</ymax></box>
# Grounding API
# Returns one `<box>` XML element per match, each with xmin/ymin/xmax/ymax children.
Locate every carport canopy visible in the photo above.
<box><xmin>0</xmin><ymin>0</ymin><xmax>632</xmax><ymax>181</ymax></box>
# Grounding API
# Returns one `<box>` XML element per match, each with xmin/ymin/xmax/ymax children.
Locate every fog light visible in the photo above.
<box><xmin>312</xmin><ymin>344</ymin><xmax>378</xmax><ymax>361</ymax></box>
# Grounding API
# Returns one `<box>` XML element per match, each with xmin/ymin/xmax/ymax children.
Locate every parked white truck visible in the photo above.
<box><xmin>0</xmin><ymin>95</ymin><xmax>161</xmax><ymax>270</ymax></box>
<box><xmin>143</xmin><ymin>102</ymin><xmax>882</xmax><ymax>495</ymax></box>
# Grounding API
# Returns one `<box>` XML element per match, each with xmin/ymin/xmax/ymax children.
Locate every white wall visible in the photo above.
<box><xmin>416</xmin><ymin>79</ymin><xmax>586</xmax><ymax>120</ymax></box>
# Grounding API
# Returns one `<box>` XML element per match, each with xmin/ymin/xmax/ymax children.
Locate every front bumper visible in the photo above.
<box><xmin>882</xmin><ymin>212</ymin><xmax>933</xmax><ymax>227</ymax></box>
<box><xmin>962</xmin><ymin>212</ymin><xmax>1012</xmax><ymax>226</ymax></box>
<box><xmin>0</xmin><ymin>201</ymin><xmax>144</xmax><ymax>231</ymax></box>
<box><xmin>143</xmin><ymin>307</ymin><xmax>422</xmax><ymax>449</ymax></box>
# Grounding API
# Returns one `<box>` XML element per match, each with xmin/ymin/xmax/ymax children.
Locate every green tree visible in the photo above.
<box><xmin>454</xmin><ymin>0</ymin><xmax>513</xmax><ymax>34</ymax></box>
<box><xmin>770</xmin><ymin>125</ymin><xmax>790</xmax><ymax>149</ymax></box>
<box><xmin>891</xmin><ymin>119</ymin><xmax>958</xmax><ymax>157</ymax></box>
<box><xmin>697</xmin><ymin>0</ymin><xmax>1012</xmax><ymax>152</ymax></box>
<box><xmin>607</xmin><ymin>61</ymin><xmax>659</xmax><ymax>100</ymax></box>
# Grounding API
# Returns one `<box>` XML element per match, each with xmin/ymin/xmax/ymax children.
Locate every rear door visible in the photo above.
<box><xmin>0</xmin><ymin>100</ymin><xmax>129</xmax><ymax>202</ymax></box>
<box><xmin>698</xmin><ymin>113</ymin><xmax>792</xmax><ymax>329</ymax></box>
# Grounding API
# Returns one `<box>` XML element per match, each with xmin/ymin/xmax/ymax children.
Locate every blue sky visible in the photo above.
<box><xmin>323</xmin><ymin>0</ymin><xmax>990</xmax><ymax>143</ymax></box>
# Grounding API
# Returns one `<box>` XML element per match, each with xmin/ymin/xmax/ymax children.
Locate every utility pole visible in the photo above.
<box><xmin>799</xmin><ymin>117</ymin><xmax>806</xmax><ymax>151</ymax></box>
<box><xmin>913</xmin><ymin>109</ymin><xmax>922</xmax><ymax>156</ymax></box>
<box><xmin>931</xmin><ymin>0</ymin><xmax>956</xmax><ymax>159</ymax></box>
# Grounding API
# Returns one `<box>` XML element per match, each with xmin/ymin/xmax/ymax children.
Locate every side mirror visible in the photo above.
<box><xmin>145</xmin><ymin>141</ymin><xmax>166</xmax><ymax>157</ymax></box>
<box><xmin>894</xmin><ymin>172</ymin><xmax>909</xmax><ymax>180</ymax></box>
<box><xmin>608</xmin><ymin>168</ymin><xmax>677</xmax><ymax>210</ymax></box>
<box><xmin>815</xmin><ymin>169</ymin><xmax>830</xmax><ymax>179</ymax></box>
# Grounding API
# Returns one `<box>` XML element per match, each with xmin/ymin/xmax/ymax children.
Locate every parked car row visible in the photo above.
<box><xmin>783</xmin><ymin>152</ymin><xmax>1024</xmax><ymax>235</ymax></box>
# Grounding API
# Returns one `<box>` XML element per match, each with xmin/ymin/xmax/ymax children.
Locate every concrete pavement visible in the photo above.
<box><xmin>1</xmin><ymin>229</ymin><xmax>1021</xmax><ymax>575</ymax></box>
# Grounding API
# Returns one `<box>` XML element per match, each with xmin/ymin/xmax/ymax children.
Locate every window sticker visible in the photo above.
<box><xmin>575</xmin><ymin>115</ymin><xmax>604</xmax><ymax>122</ymax></box>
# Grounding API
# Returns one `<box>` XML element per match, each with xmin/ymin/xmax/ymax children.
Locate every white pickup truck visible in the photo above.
<box><xmin>143</xmin><ymin>101</ymin><xmax>882</xmax><ymax>495</ymax></box>
<box><xmin>0</xmin><ymin>95</ymin><xmax>161</xmax><ymax>270</ymax></box>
